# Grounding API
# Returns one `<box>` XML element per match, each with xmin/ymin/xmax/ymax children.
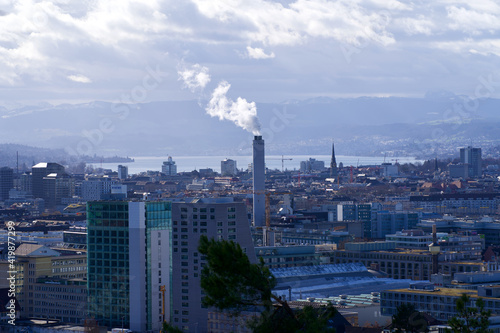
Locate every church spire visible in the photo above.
<box><xmin>330</xmin><ymin>140</ymin><xmax>337</xmax><ymax>177</ymax></box>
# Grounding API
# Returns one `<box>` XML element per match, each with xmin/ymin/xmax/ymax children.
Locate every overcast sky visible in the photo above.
<box><xmin>1</xmin><ymin>0</ymin><xmax>500</xmax><ymax>106</ymax></box>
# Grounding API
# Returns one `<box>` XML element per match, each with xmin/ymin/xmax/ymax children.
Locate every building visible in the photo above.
<box><xmin>0</xmin><ymin>167</ymin><xmax>13</xmax><ymax>201</ymax></box>
<box><xmin>162</xmin><ymin>156</ymin><xmax>177</xmax><ymax>176</ymax></box>
<box><xmin>385</xmin><ymin>230</ymin><xmax>484</xmax><ymax>259</ymax></box>
<box><xmin>31</xmin><ymin>277</ymin><xmax>87</xmax><ymax>324</ymax></box>
<box><xmin>117</xmin><ymin>165</ymin><xmax>128</xmax><ymax>180</ymax></box>
<box><xmin>381</xmin><ymin>283</ymin><xmax>500</xmax><ymax>321</ymax></box>
<box><xmin>32</xmin><ymin>163</ymin><xmax>65</xmax><ymax>200</ymax></box>
<box><xmin>418</xmin><ymin>216</ymin><xmax>500</xmax><ymax>246</ymax></box>
<box><xmin>87</xmin><ymin>201</ymin><xmax>171</xmax><ymax>332</ymax></box>
<box><xmin>170</xmin><ymin>198</ymin><xmax>256</xmax><ymax>333</ymax></box>
<box><xmin>300</xmin><ymin>158</ymin><xmax>325</xmax><ymax>173</ymax></box>
<box><xmin>221</xmin><ymin>159</ymin><xmax>237</xmax><ymax>176</ymax></box>
<box><xmin>333</xmin><ymin>243</ymin><xmax>483</xmax><ymax>281</ymax></box>
<box><xmin>256</xmin><ymin>245</ymin><xmax>335</xmax><ymax>268</ymax></box>
<box><xmin>43</xmin><ymin>172</ymin><xmax>74</xmax><ymax>209</ymax></box>
<box><xmin>0</xmin><ymin>243</ymin><xmax>87</xmax><ymax>323</ymax></box>
<box><xmin>81</xmin><ymin>177</ymin><xmax>117</xmax><ymax>201</ymax></box>
<box><xmin>408</xmin><ymin>193</ymin><xmax>499</xmax><ymax>215</ymax></box>
<box><xmin>460</xmin><ymin>146</ymin><xmax>482</xmax><ymax>178</ymax></box>
<box><xmin>381</xmin><ymin>163</ymin><xmax>398</xmax><ymax>177</ymax></box>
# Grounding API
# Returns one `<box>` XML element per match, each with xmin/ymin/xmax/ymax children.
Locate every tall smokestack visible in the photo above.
<box><xmin>253</xmin><ymin>136</ymin><xmax>265</xmax><ymax>227</ymax></box>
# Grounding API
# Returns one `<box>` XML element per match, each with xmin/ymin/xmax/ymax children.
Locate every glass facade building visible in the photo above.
<box><xmin>87</xmin><ymin>201</ymin><xmax>171</xmax><ymax>331</ymax></box>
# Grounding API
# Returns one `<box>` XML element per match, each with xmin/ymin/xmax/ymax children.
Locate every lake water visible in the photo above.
<box><xmin>89</xmin><ymin>155</ymin><xmax>424</xmax><ymax>175</ymax></box>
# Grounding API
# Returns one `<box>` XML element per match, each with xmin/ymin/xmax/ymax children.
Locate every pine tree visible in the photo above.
<box><xmin>198</xmin><ymin>235</ymin><xmax>338</xmax><ymax>332</ymax></box>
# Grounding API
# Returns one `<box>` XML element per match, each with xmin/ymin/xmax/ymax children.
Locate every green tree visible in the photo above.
<box><xmin>162</xmin><ymin>321</ymin><xmax>183</xmax><ymax>333</ymax></box>
<box><xmin>198</xmin><ymin>235</ymin><xmax>337</xmax><ymax>332</ymax></box>
<box><xmin>391</xmin><ymin>303</ymin><xmax>428</xmax><ymax>332</ymax></box>
<box><xmin>446</xmin><ymin>294</ymin><xmax>492</xmax><ymax>333</ymax></box>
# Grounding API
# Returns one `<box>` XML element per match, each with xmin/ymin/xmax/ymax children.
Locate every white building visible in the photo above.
<box><xmin>221</xmin><ymin>158</ymin><xmax>237</xmax><ymax>176</ymax></box>
<box><xmin>299</xmin><ymin>158</ymin><xmax>325</xmax><ymax>173</ymax></box>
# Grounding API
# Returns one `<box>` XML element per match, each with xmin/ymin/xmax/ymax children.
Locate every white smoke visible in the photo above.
<box><xmin>206</xmin><ymin>81</ymin><xmax>261</xmax><ymax>135</ymax></box>
<box><xmin>178</xmin><ymin>64</ymin><xmax>211</xmax><ymax>92</ymax></box>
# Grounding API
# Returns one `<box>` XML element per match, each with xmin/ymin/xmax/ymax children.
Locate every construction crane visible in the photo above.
<box><xmin>267</xmin><ymin>155</ymin><xmax>293</xmax><ymax>172</ymax></box>
<box><xmin>160</xmin><ymin>285</ymin><xmax>166</xmax><ymax>323</ymax></box>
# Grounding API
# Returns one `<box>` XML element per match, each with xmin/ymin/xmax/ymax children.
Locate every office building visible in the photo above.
<box><xmin>0</xmin><ymin>167</ymin><xmax>13</xmax><ymax>201</ymax></box>
<box><xmin>221</xmin><ymin>159</ymin><xmax>237</xmax><ymax>176</ymax></box>
<box><xmin>449</xmin><ymin>146</ymin><xmax>483</xmax><ymax>178</ymax></box>
<box><xmin>333</xmin><ymin>242</ymin><xmax>483</xmax><ymax>281</ymax></box>
<box><xmin>43</xmin><ymin>172</ymin><xmax>74</xmax><ymax>209</ymax></box>
<box><xmin>170</xmin><ymin>198</ymin><xmax>256</xmax><ymax>332</ymax></box>
<box><xmin>381</xmin><ymin>283</ymin><xmax>500</xmax><ymax>321</ymax></box>
<box><xmin>460</xmin><ymin>146</ymin><xmax>482</xmax><ymax>178</ymax></box>
<box><xmin>299</xmin><ymin>158</ymin><xmax>325</xmax><ymax>173</ymax></box>
<box><xmin>117</xmin><ymin>165</ymin><xmax>128</xmax><ymax>180</ymax></box>
<box><xmin>162</xmin><ymin>156</ymin><xmax>177</xmax><ymax>176</ymax></box>
<box><xmin>32</xmin><ymin>163</ymin><xmax>65</xmax><ymax>199</ymax></box>
<box><xmin>81</xmin><ymin>177</ymin><xmax>117</xmax><ymax>201</ymax></box>
<box><xmin>87</xmin><ymin>201</ymin><xmax>171</xmax><ymax>332</ymax></box>
<box><xmin>0</xmin><ymin>243</ymin><xmax>87</xmax><ymax>322</ymax></box>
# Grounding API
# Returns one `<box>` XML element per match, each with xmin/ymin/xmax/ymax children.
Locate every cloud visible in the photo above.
<box><xmin>191</xmin><ymin>0</ymin><xmax>398</xmax><ymax>47</ymax></box>
<box><xmin>178</xmin><ymin>63</ymin><xmax>211</xmax><ymax>92</ymax></box>
<box><xmin>246</xmin><ymin>46</ymin><xmax>275</xmax><ymax>59</ymax></box>
<box><xmin>206</xmin><ymin>81</ymin><xmax>261</xmax><ymax>135</ymax></box>
<box><xmin>67</xmin><ymin>74</ymin><xmax>92</xmax><ymax>83</ymax></box>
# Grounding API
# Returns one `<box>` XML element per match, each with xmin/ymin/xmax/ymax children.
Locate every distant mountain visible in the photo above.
<box><xmin>1</xmin><ymin>94</ymin><xmax>500</xmax><ymax>159</ymax></box>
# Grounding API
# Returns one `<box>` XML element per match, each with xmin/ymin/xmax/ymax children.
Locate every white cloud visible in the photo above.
<box><xmin>178</xmin><ymin>63</ymin><xmax>211</xmax><ymax>92</ymax></box>
<box><xmin>67</xmin><ymin>74</ymin><xmax>92</xmax><ymax>83</ymax></box>
<box><xmin>447</xmin><ymin>6</ymin><xmax>500</xmax><ymax>34</ymax></box>
<box><xmin>1</xmin><ymin>0</ymin><xmax>500</xmax><ymax>103</ymax></box>
<box><xmin>246</xmin><ymin>46</ymin><xmax>275</xmax><ymax>59</ymax></box>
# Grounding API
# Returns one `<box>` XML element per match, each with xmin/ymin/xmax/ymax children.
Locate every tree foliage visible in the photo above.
<box><xmin>198</xmin><ymin>235</ymin><xmax>338</xmax><ymax>332</ymax></box>
<box><xmin>392</xmin><ymin>303</ymin><xmax>428</xmax><ymax>333</ymax></box>
<box><xmin>162</xmin><ymin>321</ymin><xmax>183</xmax><ymax>333</ymax></box>
<box><xmin>198</xmin><ymin>234</ymin><xmax>276</xmax><ymax>314</ymax></box>
<box><xmin>446</xmin><ymin>294</ymin><xmax>492</xmax><ymax>333</ymax></box>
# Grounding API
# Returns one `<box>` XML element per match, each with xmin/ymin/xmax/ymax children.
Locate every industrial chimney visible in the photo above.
<box><xmin>253</xmin><ymin>136</ymin><xmax>265</xmax><ymax>227</ymax></box>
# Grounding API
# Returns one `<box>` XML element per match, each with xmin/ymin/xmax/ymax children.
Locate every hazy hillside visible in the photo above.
<box><xmin>1</xmin><ymin>94</ymin><xmax>500</xmax><ymax>159</ymax></box>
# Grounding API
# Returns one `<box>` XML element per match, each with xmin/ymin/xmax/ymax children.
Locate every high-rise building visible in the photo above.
<box><xmin>170</xmin><ymin>198</ymin><xmax>256</xmax><ymax>332</ymax></box>
<box><xmin>43</xmin><ymin>172</ymin><xmax>74</xmax><ymax>209</ymax></box>
<box><xmin>162</xmin><ymin>156</ymin><xmax>177</xmax><ymax>176</ymax></box>
<box><xmin>0</xmin><ymin>166</ymin><xmax>14</xmax><ymax>201</ymax></box>
<box><xmin>221</xmin><ymin>158</ymin><xmax>237</xmax><ymax>176</ymax></box>
<box><xmin>31</xmin><ymin>162</ymin><xmax>65</xmax><ymax>199</ymax></box>
<box><xmin>460</xmin><ymin>146</ymin><xmax>482</xmax><ymax>178</ymax></box>
<box><xmin>87</xmin><ymin>201</ymin><xmax>172</xmax><ymax>331</ymax></box>
<box><xmin>117</xmin><ymin>165</ymin><xmax>128</xmax><ymax>180</ymax></box>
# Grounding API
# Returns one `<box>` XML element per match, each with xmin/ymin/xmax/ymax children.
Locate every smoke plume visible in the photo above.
<box><xmin>206</xmin><ymin>80</ymin><xmax>261</xmax><ymax>135</ymax></box>
<box><xmin>178</xmin><ymin>64</ymin><xmax>211</xmax><ymax>92</ymax></box>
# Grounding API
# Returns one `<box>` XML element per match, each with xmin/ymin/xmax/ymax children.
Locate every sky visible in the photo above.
<box><xmin>1</xmin><ymin>0</ymin><xmax>500</xmax><ymax>106</ymax></box>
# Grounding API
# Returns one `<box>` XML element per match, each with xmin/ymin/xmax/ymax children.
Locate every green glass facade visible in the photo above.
<box><xmin>87</xmin><ymin>201</ymin><xmax>172</xmax><ymax>330</ymax></box>
<box><xmin>87</xmin><ymin>201</ymin><xmax>130</xmax><ymax>328</ymax></box>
